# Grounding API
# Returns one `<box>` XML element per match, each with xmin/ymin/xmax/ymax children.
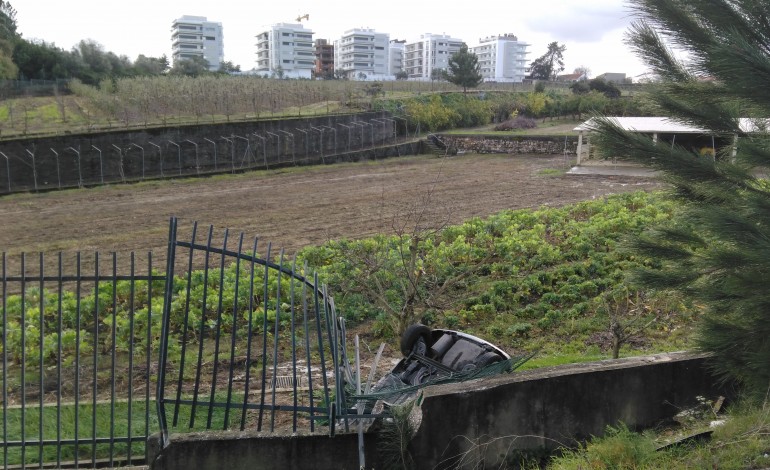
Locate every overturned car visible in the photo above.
<box><xmin>364</xmin><ymin>324</ymin><xmax>519</xmax><ymax>406</ymax></box>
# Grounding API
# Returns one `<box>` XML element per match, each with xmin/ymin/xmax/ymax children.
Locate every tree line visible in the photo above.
<box><xmin>0</xmin><ymin>1</ymin><xmax>241</xmax><ymax>85</ymax></box>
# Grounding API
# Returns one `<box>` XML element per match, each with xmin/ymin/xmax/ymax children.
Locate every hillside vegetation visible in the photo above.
<box><xmin>0</xmin><ymin>76</ymin><xmax>649</xmax><ymax>139</ymax></box>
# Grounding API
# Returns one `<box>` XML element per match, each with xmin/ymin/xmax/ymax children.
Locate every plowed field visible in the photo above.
<box><xmin>0</xmin><ymin>153</ymin><xmax>661</xmax><ymax>272</ymax></box>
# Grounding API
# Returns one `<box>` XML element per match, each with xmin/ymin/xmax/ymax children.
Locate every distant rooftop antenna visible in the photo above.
<box><xmin>296</xmin><ymin>13</ymin><xmax>309</xmax><ymax>22</ymax></box>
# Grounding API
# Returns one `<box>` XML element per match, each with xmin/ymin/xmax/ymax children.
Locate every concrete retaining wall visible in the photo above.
<box><xmin>442</xmin><ymin>134</ymin><xmax>578</xmax><ymax>155</ymax></box>
<box><xmin>0</xmin><ymin>124</ymin><xmax>577</xmax><ymax>194</ymax></box>
<box><xmin>0</xmin><ymin>112</ymin><xmax>396</xmax><ymax>193</ymax></box>
<box><xmin>148</xmin><ymin>352</ymin><xmax>729</xmax><ymax>470</ymax></box>
<box><xmin>411</xmin><ymin>352</ymin><xmax>729</xmax><ymax>468</ymax></box>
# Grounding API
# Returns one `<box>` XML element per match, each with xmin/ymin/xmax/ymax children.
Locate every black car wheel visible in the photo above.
<box><xmin>400</xmin><ymin>324</ymin><xmax>432</xmax><ymax>357</ymax></box>
<box><xmin>476</xmin><ymin>351</ymin><xmax>504</xmax><ymax>368</ymax></box>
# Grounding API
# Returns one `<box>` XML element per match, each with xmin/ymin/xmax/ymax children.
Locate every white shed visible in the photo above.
<box><xmin>573</xmin><ymin>117</ymin><xmax>761</xmax><ymax>164</ymax></box>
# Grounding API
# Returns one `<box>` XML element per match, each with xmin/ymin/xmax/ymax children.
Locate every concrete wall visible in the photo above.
<box><xmin>148</xmin><ymin>430</ymin><xmax>378</xmax><ymax>470</ymax></box>
<box><xmin>0</xmin><ymin>126</ymin><xmax>578</xmax><ymax>195</ymax></box>
<box><xmin>0</xmin><ymin>112</ymin><xmax>396</xmax><ymax>193</ymax></box>
<box><xmin>411</xmin><ymin>352</ymin><xmax>729</xmax><ymax>468</ymax></box>
<box><xmin>148</xmin><ymin>352</ymin><xmax>730</xmax><ymax>470</ymax></box>
<box><xmin>442</xmin><ymin>134</ymin><xmax>578</xmax><ymax>155</ymax></box>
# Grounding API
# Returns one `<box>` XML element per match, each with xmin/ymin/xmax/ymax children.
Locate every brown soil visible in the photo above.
<box><xmin>0</xmin><ymin>153</ymin><xmax>662</xmax><ymax>272</ymax></box>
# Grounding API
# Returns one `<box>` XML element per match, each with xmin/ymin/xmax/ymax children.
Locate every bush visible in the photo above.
<box><xmin>494</xmin><ymin>116</ymin><xmax>537</xmax><ymax>131</ymax></box>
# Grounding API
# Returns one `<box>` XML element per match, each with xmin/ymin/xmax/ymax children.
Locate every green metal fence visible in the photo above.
<box><xmin>1</xmin><ymin>251</ymin><xmax>162</xmax><ymax>468</ymax></box>
<box><xmin>1</xmin><ymin>218</ymin><xmax>354</xmax><ymax>468</ymax></box>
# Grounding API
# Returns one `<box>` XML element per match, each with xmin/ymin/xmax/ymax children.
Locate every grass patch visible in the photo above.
<box><xmin>547</xmin><ymin>400</ymin><xmax>770</xmax><ymax>469</ymax></box>
<box><xmin>538</xmin><ymin>168</ymin><xmax>566</xmax><ymax>176</ymax></box>
<box><xmin>2</xmin><ymin>393</ymin><xmax>257</xmax><ymax>466</ymax></box>
<box><xmin>3</xmin><ymin>400</ymin><xmax>158</xmax><ymax>466</ymax></box>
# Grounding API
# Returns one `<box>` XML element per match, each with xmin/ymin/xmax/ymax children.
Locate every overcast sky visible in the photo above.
<box><xmin>14</xmin><ymin>0</ymin><xmax>649</xmax><ymax>79</ymax></box>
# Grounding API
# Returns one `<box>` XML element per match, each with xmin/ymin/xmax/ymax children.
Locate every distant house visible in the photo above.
<box><xmin>403</xmin><ymin>33</ymin><xmax>464</xmax><ymax>80</ymax></box>
<box><xmin>469</xmin><ymin>33</ymin><xmax>529</xmax><ymax>83</ymax></box>
<box><xmin>255</xmin><ymin>23</ymin><xmax>315</xmax><ymax>79</ymax></box>
<box><xmin>556</xmin><ymin>72</ymin><xmax>587</xmax><ymax>83</ymax></box>
<box><xmin>389</xmin><ymin>39</ymin><xmax>406</xmax><ymax>77</ymax></box>
<box><xmin>334</xmin><ymin>28</ymin><xmax>391</xmax><ymax>80</ymax></box>
<box><xmin>171</xmin><ymin>15</ymin><xmax>224</xmax><ymax>71</ymax></box>
<box><xmin>314</xmin><ymin>39</ymin><xmax>334</xmax><ymax>79</ymax></box>
<box><xmin>595</xmin><ymin>72</ymin><xmax>627</xmax><ymax>84</ymax></box>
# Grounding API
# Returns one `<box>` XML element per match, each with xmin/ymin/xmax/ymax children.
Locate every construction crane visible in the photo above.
<box><xmin>296</xmin><ymin>13</ymin><xmax>309</xmax><ymax>22</ymax></box>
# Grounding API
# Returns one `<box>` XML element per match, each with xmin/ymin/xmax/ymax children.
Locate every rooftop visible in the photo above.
<box><xmin>575</xmin><ymin>117</ymin><xmax>765</xmax><ymax>134</ymax></box>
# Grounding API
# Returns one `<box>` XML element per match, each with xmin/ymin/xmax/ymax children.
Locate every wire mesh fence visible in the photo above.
<box><xmin>0</xmin><ymin>114</ymin><xmax>405</xmax><ymax>195</ymax></box>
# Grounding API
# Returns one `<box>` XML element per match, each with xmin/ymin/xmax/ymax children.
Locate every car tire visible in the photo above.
<box><xmin>400</xmin><ymin>324</ymin><xmax>432</xmax><ymax>357</ymax></box>
<box><xmin>475</xmin><ymin>351</ymin><xmax>503</xmax><ymax>368</ymax></box>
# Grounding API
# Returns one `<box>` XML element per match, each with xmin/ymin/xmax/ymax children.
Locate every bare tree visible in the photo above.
<box><xmin>329</xmin><ymin>173</ymin><xmax>494</xmax><ymax>337</ymax></box>
<box><xmin>601</xmin><ymin>288</ymin><xmax>659</xmax><ymax>359</ymax></box>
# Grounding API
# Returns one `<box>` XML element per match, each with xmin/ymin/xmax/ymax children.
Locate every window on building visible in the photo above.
<box><xmin>205</xmin><ymin>36</ymin><xmax>215</xmax><ymax>40</ymax></box>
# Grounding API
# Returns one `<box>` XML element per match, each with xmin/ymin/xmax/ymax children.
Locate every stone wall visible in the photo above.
<box><xmin>441</xmin><ymin>134</ymin><xmax>578</xmax><ymax>155</ymax></box>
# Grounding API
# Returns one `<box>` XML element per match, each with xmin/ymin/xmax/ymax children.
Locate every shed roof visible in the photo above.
<box><xmin>574</xmin><ymin>117</ymin><xmax>764</xmax><ymax>134</ymax></box>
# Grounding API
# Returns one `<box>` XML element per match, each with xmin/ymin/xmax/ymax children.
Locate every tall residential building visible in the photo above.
<box><xmin>170</xmin><ymin>15</ymin><xmax>224</xmax><ymax>71</ymax></box>
<box><xmin>333</xmin><ymin>28</ymin><xmax>390</xmax><ymax>80</ymax></box>
<box><xmin>470</xmin><ymin>34</ymin><xmax>529</xmax><ymax>82</ymax></box>
<box><xmin>314</xmin><ymin>39</ymin><xmax>335</xmax><ymax>79</ymax></box>
<box><xmin>403</xmin><ymin>33</ymin><xmax>464</xmax><ymax>79</ymax></box>
<box><xmin>388</xmin><ymin>40</ymin><xmax>405</xmax><ymax>77</ymax></box>
<box><xmin>255</xmin><ymin>23</ymin><xmax>315</xmax><ymax>79</ymax></box>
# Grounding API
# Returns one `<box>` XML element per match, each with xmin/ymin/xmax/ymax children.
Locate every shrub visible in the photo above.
<box><xmin>494</xmin><ymin>116</ymin><xmax>537</xmax><ymax>131</ymax></box>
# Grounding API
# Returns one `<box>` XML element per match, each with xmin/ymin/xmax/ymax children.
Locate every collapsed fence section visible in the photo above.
<box><xmin>0</xmin><ymin>251</ymin><xmax>164</xmax><ymax>469</ymax></box>
<box><xmin>155</xmin><ymin>218</ymin><xmax>352</xmax><ymax>449</ymax></box>
<box><xmin>1</xmin><ymin>219</ymin><xmax>364</xmax><ymax>468</ymax></box>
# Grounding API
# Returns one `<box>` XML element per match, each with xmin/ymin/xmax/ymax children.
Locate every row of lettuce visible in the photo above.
<box><xmin>1</xmin><ymin>191</ymin><xmax>686</xmax><ymax>369</ymax></box>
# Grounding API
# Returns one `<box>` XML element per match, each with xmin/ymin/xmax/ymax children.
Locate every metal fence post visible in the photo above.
<box><xmin>91</xmin><ymin>145</ymin><xmax>104</xmax><ymax>185</ymax></box>
<box><xmin>184</xmin><ymin>140</ymin><xmax>200</xmax><ymax>175</ymax></box>
<box><xmin>65</xmin><ymin>147</ymin><xmax>83</xmax><ymax>188</ymax></box>
<box><xmin>129</xmin><ymin>143</ymin><xmax>145</xmax><ymax>180</ymax></box>
<box><xmin>112</xmin><ymin>144</ymin><xmax>126</xmax><ymax>182</ymax></box>
<box><xmin>167</xmin><ymin>140</ymin><xmax>181</xmax><ymax>176</ymax></box>
<box><xmin>25</xmin><ymin>149</ymin><xmax>37</xmax><ymax>191</ymax></box>
<box><xmin>0</xmin><ymin>152</ymin><xmax>10</xmax><ymax>192</ymax></box>
<box><xmin>251</xmin><ymin>134</ymin><xmax>267</xmax><ymax>169</ymax></box>
<box><xmin>203</xmin><ymin>138</ymin><xmax>216</xmax><ymax>172</ymax></box>
<box><xmin>50</xmin><ymin>148</ymin><xmax>61</xmax><ymax>188</ymax></box>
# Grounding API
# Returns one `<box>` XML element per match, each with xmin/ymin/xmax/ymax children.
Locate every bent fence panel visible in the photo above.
<box><xmin>155</xmin><ymin>217</ymin><xmax>345</xmax><ymax>448</ymax></box>
<box><xmin>0</xmin><ymin>251</ymin><xmax>163</xmax><ymax>469</ymax></box>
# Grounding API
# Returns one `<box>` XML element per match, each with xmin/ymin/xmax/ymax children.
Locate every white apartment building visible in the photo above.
<box><xmin>333</xmin><ymin>28</ymin><xmax>390</xmax><ymax>80</ymax></box>
<box><xmin>470</xmin><ymin>34</ymin><xmax>529</xmax><ymax>82</ymax></box>
<box><xmin>255</xmin><ymin>23</ymin><xmax>315</xmax><ymax>79</ymax></box>
<box><xmin>171</xmin><ymin>15</ymin><xmax>224</xmax><ymax>71</ymax></box>
<box><xmin>388</xmin><ymin>40</ymin><xmax>405</xmax><ymax>77</ymax></box>
<box><xmin>403</xmin><ymin>33</ymin><xmax>464</xmax><ymax>79</ymax></box>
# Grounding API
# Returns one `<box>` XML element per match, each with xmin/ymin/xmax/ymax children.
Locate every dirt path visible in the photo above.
<box><xmin>0</xmin><ymin>153</ymin><xmax>662</xmax><ymax>272</ymax></box>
